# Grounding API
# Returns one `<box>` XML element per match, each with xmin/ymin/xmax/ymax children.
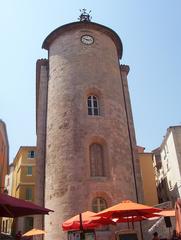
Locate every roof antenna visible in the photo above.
<box><xmin>78</xmin><ymin>9</ymin><xmax>92</xmax><ymax>22</ymax></box>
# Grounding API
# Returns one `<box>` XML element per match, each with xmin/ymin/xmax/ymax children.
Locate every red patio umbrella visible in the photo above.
<box><xmin>0</xmin><ymin>193</ymin><xmax>53</xmax><ymax>217</ymax></box>
<box><xmin>115</xmin><ymin>209</ymin><xmax>175</xmax><ymax>223</ymax></box>
<box><xmin>62</xmin><ymin>211</ymin><xmax>115</xmax><ymax>231</ymax></box>
<box><xmin>115</xmin><ymin>212</ymin><xmax>161</xmax><ymax>223</ymax></box>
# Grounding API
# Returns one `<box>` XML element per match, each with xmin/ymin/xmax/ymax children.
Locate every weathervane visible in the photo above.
<box><xmin>78</xmin><ymin>9</ymin><xmax>92</xmax><ymax>22</ymax></box>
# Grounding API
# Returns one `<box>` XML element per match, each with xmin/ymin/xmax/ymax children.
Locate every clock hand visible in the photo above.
<box><xmin>83</xmin><ymin>36</ymin><xmax>91</xmax><ymax>40</ymax></box>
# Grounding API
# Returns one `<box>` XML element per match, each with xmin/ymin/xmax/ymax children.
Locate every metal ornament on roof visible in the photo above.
<box><xmin>78</xmin><ymin>9</ymin><xmax>92</xmax><ymax>22</ymax></box>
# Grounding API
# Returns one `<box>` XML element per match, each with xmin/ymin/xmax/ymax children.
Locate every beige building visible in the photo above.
<box><xmin>36</xmin><ymin>15</ymin><xmax>144</xmax><ymax>240</ymax></box>
<box><xmin>153</xmin><ymin>125</ymin><xmax>181</xmax><ymax>206</ymax></box>
<box><xmin>12</xmin><ymin>146</ymin><xmax>36</xmax><ymax>233</ymax></box>
<box><xmin>1</xmin><ymin>163</ymin><xmax>14</xmax><ymax>234</ymax></box>
<box><xmin>137</xmin><ymin>146</ymin><xmax>158</xmax><ymax>206</ymax></box>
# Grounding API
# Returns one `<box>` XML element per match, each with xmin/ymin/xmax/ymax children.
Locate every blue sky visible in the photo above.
<box><xmin>0</xmin><ymin>0</ymin><xmax>180</xmax><ymax>162</ymax></box>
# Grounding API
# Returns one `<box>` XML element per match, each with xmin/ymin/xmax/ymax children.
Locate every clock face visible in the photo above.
<box><xmin>81</xmin><ymin>35</ymin><xmax>94</xmax><ymax>45</ymax></box>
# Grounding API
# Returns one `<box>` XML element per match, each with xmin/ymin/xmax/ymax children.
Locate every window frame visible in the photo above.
<box><xmin>25</xmin><ymin>188</ymin><xmax>33</xmax><ymax>201</ymax></box>
<box><xmin>27</xmin><ymin>151</ymin><xmax>35</xmax><ymax>159</ymax></box>
<box><xmin>27</xmin><ymin>166</ymin><xmax>33</xmax><ymax>176</ymax></box>
<box><xmin>87</xmin><ymin>95</ymin><xmax>100</xmax><ymax>116</ymax></box>
<box><xmin>92</xmin><ymin>197</ymin><xmax>107</xmax><ymax>213</ymax></box>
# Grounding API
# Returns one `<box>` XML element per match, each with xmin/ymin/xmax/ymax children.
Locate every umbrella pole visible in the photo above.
<box><xmin>79</xmin><ymin>213</ymin><xmax>84</xmax><ymax>240</ymax></box>
<box><xmin>131</xmin><ymin>216</ymin><xmax>134</xmax><ymax>229</ymax></box>
<box><xmin>169</xmin><ymin>227</ymin><xmax>171</xmax><ymax>239</ymax></box>
<box><xmin>127</xmin><ymin>217</ymin><xmax>130</xmax><ymax>229</ymax></box>
<box><xmin>139</xmin><ymin>221</ymin><xmax>143</xmax><ymax>240</ymax></box>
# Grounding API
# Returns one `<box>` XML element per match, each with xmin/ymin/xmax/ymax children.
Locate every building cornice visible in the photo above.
<box><xmin>16</xmin><ymin>182</ymin><xmax>35</xmax><ymax>190</ymax></box>
<box><xmin>13</xmin><ymin>146</ymin><xmax>36</xmax><ymax>165</ymax></box>
<box><xmin>160</xmin><ymin>125</ymin><xmax>181</xmax><ymax>150</ymax></box>
<box><xmin>36</xmin><ymin>59</ymin><xmax>48</xmax><ymax>134</ymax></box>
<box><xmin>20</xmin><ymin>163</ymin><xmax>36</xmax><ymax>167</ymax></box>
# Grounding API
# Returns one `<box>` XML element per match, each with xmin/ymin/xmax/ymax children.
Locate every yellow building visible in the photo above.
<box><xmin>0</xmin><ymin>120</ymin><xmax>9</xmax><ymax>232</ymax></box>
<box><xmin>12</xmin><ymin>146</ymin><xmax>36</xmax><ymax>233</ymax></box>
<box><xmin>137</xmin><ymin>146</ymin><xmax>158</xmax><ymax>206</ymax></box>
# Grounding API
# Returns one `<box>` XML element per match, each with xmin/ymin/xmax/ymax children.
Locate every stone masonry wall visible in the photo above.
<box><xmin>43</xmin><ymin>25</ymin><xmax>143</xmax><ymax>240</ymax></box>
<box><xmin>34</xmin><ymin>59</ymin><xmax>48</xmax><ymax>238</ymax></box>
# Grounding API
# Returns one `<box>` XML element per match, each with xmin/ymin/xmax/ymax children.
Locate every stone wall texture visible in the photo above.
<box><xmin>36</xmin><ymin>22</ymin><xmax>143</xmax><ymax>240</ymax></box>
<box><xmin>34</xmin><ymin>59</ymin><xmax>48</xmax><ymax>238</ymax></box>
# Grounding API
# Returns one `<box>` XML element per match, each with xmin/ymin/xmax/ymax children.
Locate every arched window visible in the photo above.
<box><xmin>90</xmin><ymin>143</ymin><xmax>104</xmax><ymax>177</ymax></box>
<box><xmin>92</xmin><ymin>197</ymin><xmax>107</xmax><ymax>213</ymax></box>
<box><xmin>87</xmin><ymin>95</ymin><xmax>100</xmax><ymax>116</ymax></box>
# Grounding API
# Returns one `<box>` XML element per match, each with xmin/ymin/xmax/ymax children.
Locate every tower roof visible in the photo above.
<box><xmin>42</xmin><ymin>21</ymin><xmax>123</xmax><ymax>59</ymax></box>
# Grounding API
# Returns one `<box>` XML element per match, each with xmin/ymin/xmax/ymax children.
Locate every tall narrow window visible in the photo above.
<box><xmin>92</xmin><ymin>197</ymin><xmax>107</xmax><ymax>213</ymax></box>
<box><xmin>25</xmin><ymin>188</ymin><xmax>32</xmax><ymax>201</ymax></box>
<box><xmin>87</xmin><ymin>96</ymin><xmax>100</xmax><ymax>116</ymax></box>
<box><xmin>24</xmin><ymin>217</ymin><xmax>34</xmax><ymax>232</ymax></box>
<box><xmin>27</xmin><ymin>166</ymin><xmax>33</xmax><ymax>176</ymax></box>
<box><xmin>90</xmin><ymin>143</ymin><xmax>104</xmax><ymax>177</ymax></box>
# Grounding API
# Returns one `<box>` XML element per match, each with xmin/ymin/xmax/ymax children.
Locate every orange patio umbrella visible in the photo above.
<box><xmin>62</xmin><ymin>211</ymin><xmax>115</xmax><ymax>231</ymax></box>
<box><xmin>94</xmin><ymin>200</ymin><xmax>162</xmax><ymax>240</ymax></box>
<box><xmin>22</xmin><ymin>228</ymin><xmax>47</xmax><ymax>236</ymax></box>
<box><xmin>157</xmin><ymin>209</ymin><xmax>175</xmax><ymax>217</ymax></box>
<box><xmin>94</xmin><ymin>200</ymin><xmax>162</xmax><ymax>219</ymax></box>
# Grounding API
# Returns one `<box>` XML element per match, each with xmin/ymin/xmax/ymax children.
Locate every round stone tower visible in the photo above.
<box><xmin>36</xmin><ymin>19</ymin><xmax>143</xmax><ymax>240</ymax></box>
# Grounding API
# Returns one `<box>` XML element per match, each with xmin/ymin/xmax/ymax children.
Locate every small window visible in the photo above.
<box><xmin>87</xmin><ymin>96</ymin><xmax>100</xmax><ymax>116</ymax></box>
<box><xmin>27</xmin><ymin>151</ymin><xmax>35</xmax><ymax>158</ymax></box>
<box><xmin>24</xmin><ymin>217</ymin><xmax>34</xmax><ymax>232</ymax></box>
<box><xmin>25</xmin><ymin>188</ymin><xmax>32</xmax><ymax>201</ymax></box>
<box><xmin>27</xmin><ymin>166</ymin><xmax>32</xmax><ymax>176</ymax></box>
<box><xmin>92</xmin><ymin>197</ymin><xmax>107</xmax><ymax>213</ymax></box>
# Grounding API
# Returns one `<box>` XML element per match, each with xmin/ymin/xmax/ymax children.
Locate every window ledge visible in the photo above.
<box><xmin>87</xmin><ymin>115</ymin><xmax>104</xmax><ymax>119</ymax></box>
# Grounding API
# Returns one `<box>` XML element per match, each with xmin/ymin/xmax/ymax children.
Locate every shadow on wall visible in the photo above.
<box><xmin>142</xmin><ymin>201</ymin><xmax>175</xmax><ymax>240</ymax></box>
